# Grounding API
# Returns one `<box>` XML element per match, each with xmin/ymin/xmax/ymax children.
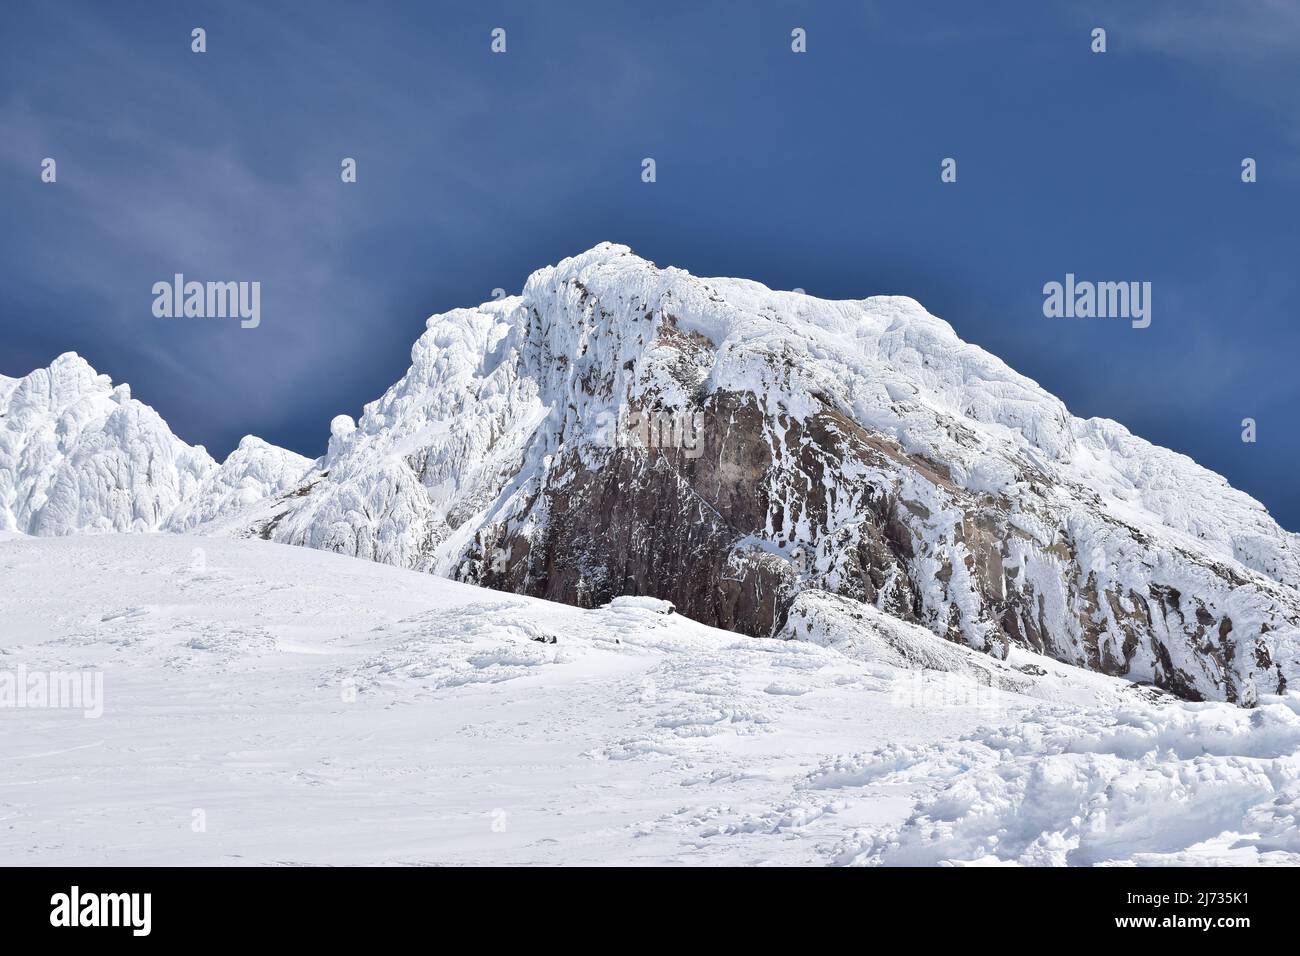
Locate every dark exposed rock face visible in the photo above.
<box><xmin>463</xmin><ymin>402</ymin><xmax>1289</xmax><ymax>706</ymax></box>
<box><xmin>471</xmin><ymin>391</ymin><xmax>799</xmax><ymax>635</ymax></box>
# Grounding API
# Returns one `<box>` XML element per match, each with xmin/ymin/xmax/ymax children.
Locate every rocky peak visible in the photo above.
<box><xmin>4</xmin><ymin>247</ymin><xmax>1297</xmax><ymax>705</ymax></box>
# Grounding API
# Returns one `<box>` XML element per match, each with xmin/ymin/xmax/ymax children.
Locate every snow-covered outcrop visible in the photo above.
<box><xmin>780</xmin><ymin>589</ymin><xmax>1035</xmax><ymax>692</ymax></box>
<box><xmin>164</xmin><ymin>435</ymin><xmax>313</xmax><ymax>533</ymax></box>
<box><xmin>4</xmin><ymin>245</ymin><xmax>1298</xmax><ymax>705</ymax></box>
<box><xmin>0</xmin><ymin>353</ymin><xmax>216</xmax><ymax>535</ymax></box>
<box><xmin>250</xmin><ymin>243</ymin><xmax>1297</xmax><ymax>704</ymax></box>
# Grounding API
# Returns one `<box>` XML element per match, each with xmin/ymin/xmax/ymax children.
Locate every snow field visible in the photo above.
<box><xmin>1</xmin><ymin>533</ymin><xmax>1295</xmax><ymax>866</ymax></box>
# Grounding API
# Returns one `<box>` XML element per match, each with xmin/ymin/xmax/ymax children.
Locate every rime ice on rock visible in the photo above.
<box><xmin>0</xmin><ymin>353</ymin><xmax>307</xmax><ymax>537</ymax></box>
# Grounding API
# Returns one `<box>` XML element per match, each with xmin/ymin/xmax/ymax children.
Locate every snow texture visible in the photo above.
<box><xmin>1</xmin><ymin>532</ymin><xmax>1295</xmax><ymax>866</ymax></box>
<box><xmin>0</xmin><ymin>353</ymin><xmax>215</xmax><ymax>535</ymax></box>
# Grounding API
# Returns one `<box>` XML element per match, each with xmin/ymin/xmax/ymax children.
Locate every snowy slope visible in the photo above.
<box><xmin>1</xmin><ymin>532</ymin><xmax>1296</xmax><ymax>866</ymax></box>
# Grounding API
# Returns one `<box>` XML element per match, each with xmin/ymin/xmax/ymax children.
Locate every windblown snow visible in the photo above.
<box><xmin>1</xmin><ymin>533</ymin><xmax>1297</xmax><ymax>866</ymax></box>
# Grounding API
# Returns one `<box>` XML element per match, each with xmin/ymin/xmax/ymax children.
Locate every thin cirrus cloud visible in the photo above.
<box><xmin>0</xmin><ymin>90</ymin><xmax>367</xmax><ymax>431</ymax></box>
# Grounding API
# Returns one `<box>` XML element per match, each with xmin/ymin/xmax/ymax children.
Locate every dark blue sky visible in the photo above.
<box><xmin>2</xmin><ymin>1</ymin><xmax>1297</xmax><ymax>528</ymax></box>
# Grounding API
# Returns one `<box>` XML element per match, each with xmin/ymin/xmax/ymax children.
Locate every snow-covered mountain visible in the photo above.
<box><xmin>0</xmin><ymin>352</ymin><xmax>214</xmax><ymax>535</ymax></box>
<box><xmin>250</xmin><ymin>244</ymin><xmax>1298</xmax><ymax>704</ymax></box>
<box><xmin>4</xmin><ymin>244</ymin><xmax>1298</xmax><ymax>705</ymax></box>
<box><xmin>164</xmin><ymin>435</ymin><xmax>313</xmax><ymax>534</ymax></box>
<box><xmin>0</xmin><ymin>352</ymin><xmax>308</xmax><ymax>536</ymax></box>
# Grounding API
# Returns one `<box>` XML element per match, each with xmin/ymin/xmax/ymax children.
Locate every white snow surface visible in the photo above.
<box><xmin>1</xmin><ymin>532</ymin><xmax>1296</xmax><ymax>866</ymax></box>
